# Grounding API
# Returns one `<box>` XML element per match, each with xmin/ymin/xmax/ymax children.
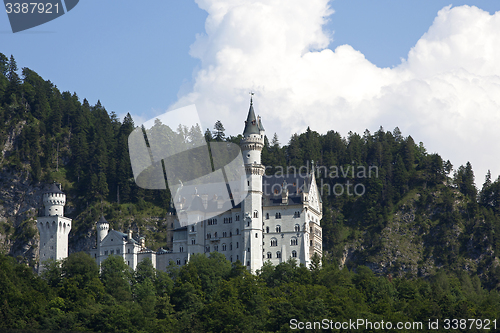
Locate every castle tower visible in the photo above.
<box><xmin>240</xmin><ymin>96</ymin><xmax>265</xmax><ymax>272</ymax></box>
<box><xmin>37</xmin><ymin>183</ymin><xmax>72</xmax><ymax>272</ymax></box>
<box><xmin>96</xmin><ymin>215</ymin><xmax>109</xmax><ymax>244</ymax></box>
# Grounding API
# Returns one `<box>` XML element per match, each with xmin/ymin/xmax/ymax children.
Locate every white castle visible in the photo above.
<box><xmin>38</xmin><ymin>99</ymin><xmax>323</xmax><ymax>273</ymax></box>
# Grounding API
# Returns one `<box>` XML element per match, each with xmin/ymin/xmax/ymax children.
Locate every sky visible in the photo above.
<box><xmin>2</xmin><ymin>0</ymin><xmax>500</xmax><ymax>185</ymax></box>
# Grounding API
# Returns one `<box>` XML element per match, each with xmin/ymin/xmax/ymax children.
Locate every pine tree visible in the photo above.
<box><xmin>212</xmin><ymin>120</ymin><xmax>225</xmax><ymax>141</ymax></box>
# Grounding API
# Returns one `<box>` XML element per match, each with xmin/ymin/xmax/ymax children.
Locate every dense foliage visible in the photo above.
<box><xmin>2</xmin><ymin>252</ymin><xmax>500</xmax><ymax>332</ymax></box>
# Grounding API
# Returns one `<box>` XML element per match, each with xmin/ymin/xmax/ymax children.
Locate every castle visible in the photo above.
<box><xmin>37</xmin><ymin>99</ymin><xmax>323</xmax><ymax>273</ymax></box>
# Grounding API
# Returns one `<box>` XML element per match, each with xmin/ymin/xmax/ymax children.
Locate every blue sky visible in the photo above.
<box><xmin>2</xmin><ymin>0</ymin><xmax>500</xmax><ymax>181</ymax></box>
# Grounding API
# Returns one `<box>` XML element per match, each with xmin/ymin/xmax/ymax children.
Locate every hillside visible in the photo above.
<box><xmin>1</xmin><ymin>53</ymin><xmax>500</xmax><ymax>289</ymax></box>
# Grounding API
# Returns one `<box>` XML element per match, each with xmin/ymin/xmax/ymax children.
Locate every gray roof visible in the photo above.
<box><xmin>97</xmin><ymin>215</ymin><xmax>108</xmax><ymax>223</ymax></box>
<box><xmin>242</xmin><ymin>99</ymin><xmax>263</xmax><ymax>136</ymax></box>
<box><xmin>189</xmin><ymin>195</ymin><xmax>206</xmax><ymax>212</ymax></box>
<box><xmin>44</xmin><ymin>183</ymin><xmax>63</xmax><ymax>194</ymax></box>
<box><xmin>262</xmin><ymin>174</ymin><xmax>313</xmax><ymax>207</ymax></box>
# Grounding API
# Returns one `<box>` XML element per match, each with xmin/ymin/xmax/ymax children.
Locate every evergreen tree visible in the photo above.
<box><xmin>212</xmin><ymin>120</ymin><xmax>225</xmax><ymax>141</ymax></box>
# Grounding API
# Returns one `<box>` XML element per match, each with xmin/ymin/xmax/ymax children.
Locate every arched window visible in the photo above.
<box><xmin>276</xmin><ymin>251</ymin><xmax>281</xmax><ymax>259</ymax></box>
<box><xmin>276</xmin><ymin>225</ymin><xmax>281</xmax><ymax>233</ymax></box>
<box><xmin>270</xmin><ymin>238</ymin><xmax>277</xmax><ymax>247</ymax></box>
<box><xmin>266</xmin><ymin>226</ymin><xmax>269</xmax><ymax>233</ymax></box>
<box><xmin>267</xmin><ymin>252</ymin><xmax>272</xmax><ymax>259</ymax></box>
<box><xmin>292</xmin><ymin>250</ymin><xmax>297</xmax><ymax>258</ymax></box>
<box><xmin>295</xmin><ymin>224</ymin><xmax>300</xmax><ymax>232</ymax></box>
<box><xmin>222</xmin><ymin>243</ymin><xmax>226</xmax><ymax>251</ymax></box>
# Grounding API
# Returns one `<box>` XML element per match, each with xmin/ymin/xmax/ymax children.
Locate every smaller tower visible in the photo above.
<box><xmin>96</xmin><ymin>215</ymin><xmax>109</xmax><ymax>244</ymax></box>
<box><xmin>96</xmin><ymin>215</ymin><xmax>109</xmax><ymax>259</ymax></box>
<box><xmin>37</xmin><ymin>183</ymin><xmax>72</xmax><ymax>273</ymax></box>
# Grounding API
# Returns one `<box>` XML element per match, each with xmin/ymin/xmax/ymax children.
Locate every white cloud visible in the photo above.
<box><xmin>171</xmin><ymin>1</ymin><xmax>500</xmax><ymax>183</ymax></box>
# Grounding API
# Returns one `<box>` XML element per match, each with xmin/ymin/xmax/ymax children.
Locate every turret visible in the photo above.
<box><xmin>42</xmin><ymin>183</ymin><xmax>66</xmax><ymax>216</ymax></box>
<box><xmin>96</xmin><ymin>215</ymin><xmax>109</xmax><ymax>244</ymax></box>
<box><xmin>37</xmin><ymin>183</ymin><xmax>72</xmax><ymax>273</ymax></box>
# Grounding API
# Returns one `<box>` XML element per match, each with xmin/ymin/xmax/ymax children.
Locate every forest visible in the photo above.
<box><xmin>1</xmin><ymin>53</ymin><xmax>500</xmax><ymax>331</ymax></box>
<box><xmin>2</xmin><ymin>251</ymin><xmax>500</xmax><ymax>332</ymax></box>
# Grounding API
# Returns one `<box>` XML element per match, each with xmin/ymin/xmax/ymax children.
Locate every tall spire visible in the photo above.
<box><xmin>243</xmin><ymin>93</ymin><xmax>260</xmax><ymax>136</ymax></box>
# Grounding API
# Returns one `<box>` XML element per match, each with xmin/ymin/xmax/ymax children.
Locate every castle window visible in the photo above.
<box><xmin>267</xmin><ymin>252</ymin><xmax>272</xmax><ymax>259</ymax></box>
<box><xmin>247</xmin><ymin>221</ymin><xmax>250</xmax><ymax>227</ymax></box>
<box><xmin>253</xmin><ymin>211</ymin><xmax>258</xmax><ymax>218</ymax></box>
<box><xmin>310</xmin><ymin>240</ymin><xmax>313</xmax><ymax>246</ymax></box>
<box><xmin>191</xmin><ymin>226</ymin><xmax>195</xmax><ymax>232</ymax></box>
<box><xmin>180</xmin><ymin>246</ymin><xmax>184</xmax><ymax>253</ymax></box>
<box><xmin>291</xmin><ymin>237</ymin><xmax>298</xmax><ymax>246</ymax></box>
<box><xmin>275</xmin><ymin>212</ymin><xmax>281</xmax><ymax>219</ymax></box>
<box><xmin>229</xmin><ymin>232</ymin><xmax>232</xmax><ymax>237</ymax></box>
<box><xmin>111</xmin><ymin>239</ymin><xmax>113</xmax><ymax>242</ymax></box>
<box><xmin>236</xmin><ymin>242</ymin><xmax>239</xmax><ymax>248</ymax></box>
<box><xmin>128</xmin><ymin>261</ymin><xmax>130</xmax><ymax>265</ymax></box>
<box><xmin>191</xmin><ymin>239</ymin><xmax>196</xmax><ymax>245</ymax></box>
<box><xmin>276</xmin><ymin>251</ymin><xmax>281</xmax><ymax>259</ymax></box>
<box><xmin>266</xmin><ymin>213</ymin><xmax>269</xmax><ymax>219</ymax></box>
<box><xmin>248</xmin><ymin>181</ymin><xmax>250</xmax><ymax>186</ymax></box>
<box><xmin>248</xmin><ymin>248</ymin><xmax>250</xmax><ymax>252</ymax></box>
<box><xmin>230</xmin><ymin>256</ymin><xmax>233</xmax><ymax>262</ymax></box>
<box><xmin>214</xmin><ymin>245</ymin><xmax>218</xmax><ymax>251</ymax></box>
<box><xmin>94</xmin><ymin>254</ymin><xmax>96</xmax><ymax>258</ymax></box>
<box><xmin>270</xmin><ymin>238</ymin><xmax>277</xmax><ymax>247</ymax></box>
<box><xmin>105</xmin><ymin>250</ymin><xmax>108</xmax><ymax>255</ymax></box>
<box><xmin>236</xmin><ymin>255</ymin><xmax>239</xmax><ymax>261</ymax></box>
<box><xmin>176</xmin><ymin>259</ymin><xmax>181</xmax><ymax>265</ymax></box>
<box><xmin>255</xmin><ymin>233</ymin><xmax>258</xmax><ymax>238</ymax></box>
<box><xmin>295</xmin><ymin>224</ymin><xmax>300</xmax><ymax>232</ymax></box>
<box><xmin>223</xmin><ymin>232</ymin><xmax>227</xmax><ymax>238</ymax></box>
<box><xmin>235</xmin><ymin>215</ymin><xmax>239</xmax><ymax>221</ymax></box>
<box><xmin>276</xmin><ymin>225</ymin><xmax>281</xmax><ymax>233</ymax></box>
<box><xmin>128</xmin><ymin>249</ymin><xmax>130</xmax><ymax>254</ymax></box>
<box><xmin>247</xmin><ymin>261</ymin><xmax>250</xmax><ymax>266</ymax></box>
<box><xmin>222</xmin><ymin>244</ymin><xmax>226</xmax><ymax>251</ymax></box>
<box><xmin>236</xmin><ymin>229</ymin><xmax>240</xmax><ymax>235</ymax></box>
<box><xmin>110</xmin><ymin>250</ymin><xmax>114</xmax><ymax>255</ymax></box>
<box><xmin>206</xmin><ymin>246</ymin><xmax>210</xmax><ymax>253</ymax></box>
<box><xmin>292</xmin><ymin>250</ymin><xmax>297</xmax><ymax>258</ymax></box>
<box><xmin>230</xmin><ymin>243</ymin><xmax>232</xmax><ymax>250</ymax></box>
<box><xmin>214</xmin><ymin>232</ymin><xmax>217</xmax><ymax>238</ymax></box>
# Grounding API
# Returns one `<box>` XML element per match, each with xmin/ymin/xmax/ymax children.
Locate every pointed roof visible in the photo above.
<box><xmin>97</xmin><ymin>215</ymin><xmax>108</xmax><ymax>223</ymax></box>
<box><xmin>44</xmin><ymin>182</ymin><xmax>63</xmax><ymax>194</ymax></box>
<box><xmin>243</xmin><ymin>97</ymin><xmax>261</xmax><ymax>136</ymax></box>
<box><xmin>258</xmin><ymin>116</ymin><xmax>264</xmax><ymax>132</ymax></box>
